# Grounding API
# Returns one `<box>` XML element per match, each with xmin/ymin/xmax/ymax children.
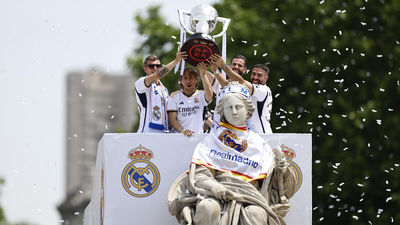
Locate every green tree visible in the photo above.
<box><xmin>127</xmin><ymin>1</ymin><xmax>400</xmax><ymax>224</ymax></box>
<box><xmin>0</xmin><ymin>178</ymin><xmax>5</xmax><ymax>223</ymax></box>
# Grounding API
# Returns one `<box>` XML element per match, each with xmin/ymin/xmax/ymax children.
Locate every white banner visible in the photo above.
<box><xmin>84</xmin><ymin>133</ymin><xmax>312</xmax><ymax>225</ymax></box>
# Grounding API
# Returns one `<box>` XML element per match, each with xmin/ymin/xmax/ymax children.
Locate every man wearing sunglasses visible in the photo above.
<box><xmin>135</xmin><ymin>50</ymin><xmax>187</xmax><ymax>133</ymax></box>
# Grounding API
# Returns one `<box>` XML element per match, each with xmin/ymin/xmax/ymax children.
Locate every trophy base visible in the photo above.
<box><xmin>181</xmin><ymin>33</ymin><xmax>221</xmax><ymax>66</ymax></box>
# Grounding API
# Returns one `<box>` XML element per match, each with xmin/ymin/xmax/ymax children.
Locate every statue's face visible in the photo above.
<box><xmin>223</xmin><ymin>95</ymin><xmax>247</xmax><ymax>127</ymax></box>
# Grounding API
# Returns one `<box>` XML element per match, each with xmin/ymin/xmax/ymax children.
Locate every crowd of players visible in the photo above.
<box><xmin>134</xmin><ymin>49</ymin><xmax>273</xmax><ymax>136</ymax></box>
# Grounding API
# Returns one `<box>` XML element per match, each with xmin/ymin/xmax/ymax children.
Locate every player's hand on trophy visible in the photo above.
<box><xmin>196</xmin><ymin>62</ymin><xmax>208</xmax><ymax>76</ymax></box>
<box><xmin>209</xmin><ymin>60</ymin><xmax>219</xmax><ymax>73</ymax></box>
<box><xmin>273</xmin><ymin>146</ymin><xmax>288</xmax><ymax>173</ymax></box>
<box><xmin>176</xmin><ymin>50</ymin><xmax>188</xmax><ymax>62</ymax></box>
<box><xmin>209</xmin><ymin>54</ymin><xmax>226</xmax><ymax>68</ymax></box>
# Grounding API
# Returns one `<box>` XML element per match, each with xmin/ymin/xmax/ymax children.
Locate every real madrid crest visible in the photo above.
<box><xmin>281</xmin><ymin>144</ymin><xmax>303</xmax><ymax>192</ymax></box>
<box><xmin>152</xmin><ymin>105</ymin><xmax>161</xmax><ymax>121</ymax></box>
<box><xmin>121</xmin><ymin>145</ymin><xmax>160</xmax><ymax>197</ymax></box>
<box><xmin>218</xmin><ymin>130</ymin><xmax>248</xmax><ymax>153</ymax></box>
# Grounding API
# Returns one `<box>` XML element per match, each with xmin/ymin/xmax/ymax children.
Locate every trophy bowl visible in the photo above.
<box><xmin>180</xmin><ymin>33</ymin><xmax>220</xmax><ymax>66</ymax></box>
<box><xmin>178</xmin><ymin>4</ymin><xmax>229</xmax><ymax>66</ymax></box>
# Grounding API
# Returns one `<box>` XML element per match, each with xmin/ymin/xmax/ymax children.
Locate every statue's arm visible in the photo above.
<box><xmin>192</xmin><ymin>165</ymin><xmax>230</xmax><ymax>201</ymax></box>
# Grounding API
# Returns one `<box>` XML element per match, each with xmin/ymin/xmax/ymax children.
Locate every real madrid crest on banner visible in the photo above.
<box><xmin>121</xmin><ymin>145</ymin><xmax>160</xmax><ymax>197</ymax></box>
<box><xmin>281</xmin><ymin>144</ymin><xmax>303</xmax><ymax>192</ymax></box>
<box><xmin>152</xmin><ymin>106</ymin><xmax>161</xmax><ymax>121</ymax></box>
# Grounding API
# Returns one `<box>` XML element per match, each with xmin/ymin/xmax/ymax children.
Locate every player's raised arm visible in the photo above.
<box><xmin>196</xmin><ymin>62</ymin><xmax>213</xmax><ymax>103</ymax></box>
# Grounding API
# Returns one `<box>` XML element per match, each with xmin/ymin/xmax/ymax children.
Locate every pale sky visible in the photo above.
<box><xmin>0</xmin><ymin>0</ymin><xmax>213</xmax><ymax>224</ymax></box>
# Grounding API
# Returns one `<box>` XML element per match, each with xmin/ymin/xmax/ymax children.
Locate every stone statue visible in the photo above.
<box><xmin>167</xmin><ymin>82</ymin><xmax>296</xmax><ymax>225</ymax></box>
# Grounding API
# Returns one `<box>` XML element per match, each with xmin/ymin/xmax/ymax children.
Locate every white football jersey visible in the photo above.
<box><xmin>210</xmin><ymin>80</ymin><xmax>224</xmax><ymax>132</ymax></box>
<box><xmin>135</xmin><ymin>77</ymin><xmax>169</xmax><ymax>133</ymax></box>
<box><xmin>247</xmin><ymin>84</ymin><xmax>273</xmax><ymax>134</ymax></box>
<box><xmin>167</xmin><ymin>90</ymin><xmax>209</xmax><ymax>133</ymax></box>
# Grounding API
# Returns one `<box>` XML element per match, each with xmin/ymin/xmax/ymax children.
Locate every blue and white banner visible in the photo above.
<box><xmin>192</xmin><ymin>128</ymin><xmax>274</xmax><ymax>181</ymax></box>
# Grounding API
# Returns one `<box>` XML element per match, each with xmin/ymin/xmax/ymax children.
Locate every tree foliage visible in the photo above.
<box><xmin>0</xmin><ymin>178</ymin><xmax>5</xmax><ymax>223</ymax></box>
<box><xmin>127</xmin><ymin>1</ymin><xmax>400</xmax><ymax>224</ymax></box>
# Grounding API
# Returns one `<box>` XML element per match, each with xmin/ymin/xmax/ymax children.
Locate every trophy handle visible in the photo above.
<box><xmin>178</xmin><ymin>9</ymin><xmax>195</xmax><ymax>35</ymax></box>
<box><xmin>212</xmin><ymin>17</ymin><xmax>231</xmax><ymax>38</ymax></box>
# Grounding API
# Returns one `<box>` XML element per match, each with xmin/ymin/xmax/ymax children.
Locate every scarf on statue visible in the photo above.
<box><xmin>149</xmin><ymin>82</ymin><xmax>169</xmax><ymax>131</ymax></box>
<box><xmin>192</xmin><ymin>122</ymin><xmax>274</xmax><ymax>181</ymax></box>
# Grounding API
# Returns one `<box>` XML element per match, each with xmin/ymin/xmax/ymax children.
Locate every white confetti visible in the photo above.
<box><xmin>241</xmin><ymin>40</ymin><xmax>247</xmax><ymax>44</ymax></box>
<box><xmin>262</xmin><ymin>53</ymin><xmax>268</xmax><ymax>57</ymax></box>
<box><xmin>254</xmin><ymin>50</ymin><xmax>257</xmax><ymax>55</ymax></box>
<box><xmin>282</xmin><ymin>20</ymin><xmax>287</xmax><ymax>24</ymax></box>
<box><xmin>320</xmin><ymin>0</ymin><xmax>324</xmax><ymax>4</ymax></box>
<box><xmin>357</xmin><ymin>183</ymin><xmax>364</xmax><ymax>187</ymax></box>
<box><xmin>361</xmin><ymin>22</ymin><xmax>367</xmax><ymax>26</ymax></box>
<box><xmin>171</xmin><ymin>35</ymin><xmax>176</xmax><ymax>39</ymax></box>
<box><xmin>111</xmin><ymin>115</ymin><xmax>115</xmax><ymax>119</ymax></box>
<box><xmin>377</xmin><ymin>54</ymin><xmax>383</xmax><ymax>58</ymax></box>
<box><xmin>379</xmin><ymin>88</ymin><xmax>385</xmax><ymax>92</ymax></box>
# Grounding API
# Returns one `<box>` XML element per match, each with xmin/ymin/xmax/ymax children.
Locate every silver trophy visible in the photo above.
<box><xmin>178</xmin><ymin>4</ymin><xmax>230</xmax><ymax>66</ymax></box>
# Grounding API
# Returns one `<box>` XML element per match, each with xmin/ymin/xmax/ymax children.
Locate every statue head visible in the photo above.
<box><xmin>217</xmin><ymin>82</ymin><xmax>255</xmax><ymax>127</ymax></box>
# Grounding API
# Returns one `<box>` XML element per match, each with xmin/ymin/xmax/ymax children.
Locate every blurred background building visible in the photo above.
<box><xmin>58</xmin><ymin>69</ymin><xmax>136</xmax><ymax>225</ymax></box>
